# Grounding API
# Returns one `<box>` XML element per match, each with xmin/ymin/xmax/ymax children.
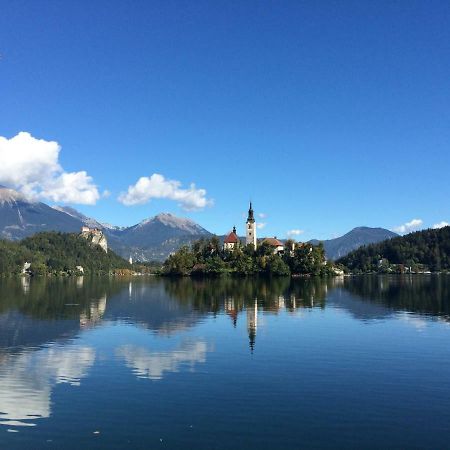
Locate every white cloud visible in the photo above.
<box><xmin>118</xmin><ymin>173</ymin><xmax>212</xmax><ymax>211</ymax></box>
<box><xmin>0</xmin><ymin>132</ymin><xmax>100</xmax><ymax>205</ymax></box>
<box><xmin>258</xmin><ymin>213</ymin><xmax>267</xmax><ymax>219</ymax></box>
<box><xmin>393</xmin><ymin>218</ymin><xmax>423</xmax><ymax>234</ymax></box>
<box><xmin>287</xmin><ymin>229</ymin><xmax>304</xmax><ymax>237</ymax></box>
<box><xmin>256</xmin><ymin>222</ymin><xmax>266</xmax><ymax>229</ymax></box>
<box><xmin>433</xmin><ymin>221</ymin><xmax>449</xmax><ymax>229</ymax></box>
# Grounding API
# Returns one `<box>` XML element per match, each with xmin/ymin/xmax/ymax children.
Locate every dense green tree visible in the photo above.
<box><xmin>163</xmin><ymin>245</ymin><xmax>196</xmax><ymax>275</ymax></box>
<box><xmin>338</xmin><ymin>226</ymin><xmax>450</xmax><ymax>273</ymax></box>
<box><xmin>266</xmin><ymin>255</ymin><xmax>290</xmax><ymax>276</ymax></box>
<box><xmin>257</xmin><ymin>241</ymin><xmax>275</xmax><ymax>257</ymax></box>
<box><xmin>163</xmin><ymin>236</ymin><xmax>331</xmax><ymax>277</ymax></box>
<box><xmin>0</xmin><ymin>232</ymin><xmax>129</xmax><ymax>276</ymax></box>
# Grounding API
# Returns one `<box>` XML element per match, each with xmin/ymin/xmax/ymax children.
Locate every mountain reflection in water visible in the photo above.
<box><xmin>0</xmin><ymin>274</ymin><xmax>449</xmax><ymax>448</ymax></box>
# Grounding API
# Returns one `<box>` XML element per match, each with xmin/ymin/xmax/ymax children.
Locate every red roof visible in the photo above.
<box><xmin>262</xmin><ymin>237</ymin><xmax>284</xmax><ymax>247</ymax></box>
<box><xmin>224</xmin><ymin>231</ymin><xmax>239</xmax><ymax>244</ymax></box>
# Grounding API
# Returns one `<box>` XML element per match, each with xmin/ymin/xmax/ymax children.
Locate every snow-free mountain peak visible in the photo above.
<box><xmin>0</xmin><ymin>185</ymin><xmax>29</xmax><ymax>205</ymax></box>
<box><xmin>136</xmin><ymin>212</ymin><xmax>208</xmax><ymax>234</ymax></box>
<box><xmin>309</xmin><ymin>226</ymin><xmax>398</xmax><ymax>260</ymax></box>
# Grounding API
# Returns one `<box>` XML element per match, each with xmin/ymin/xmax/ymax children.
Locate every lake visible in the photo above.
<box><xmin>1</xmin><ymin>275</ymin><xmax>450</xmax><ymax>449</ymax></box>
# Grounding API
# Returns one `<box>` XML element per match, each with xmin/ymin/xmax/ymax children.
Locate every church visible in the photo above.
<box><xmin>223</xmin><ymin>202</ymin><xmax>285</xmax><ymax>254</ymax></box>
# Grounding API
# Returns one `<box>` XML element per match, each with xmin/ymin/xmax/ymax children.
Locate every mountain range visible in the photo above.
<box><xmin>309</xmin><ymin>227</ymin><xmax>398</xmax><ymax>260</ymax></box>
<box><xmin>0</xmin><ymin>186</ymin><xmax>83</xmax><ymax>240</ymax></box>
<box><xmin>0</xmin><ymin>185</ymin><xmax>397</xmax><ymax>261</ymax></box>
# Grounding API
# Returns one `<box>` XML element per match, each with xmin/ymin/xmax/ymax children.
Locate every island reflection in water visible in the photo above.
<box><xmin>1</xmin><ymin>275</ymin><xmax>450</xmax><ymax>448</ymax></box>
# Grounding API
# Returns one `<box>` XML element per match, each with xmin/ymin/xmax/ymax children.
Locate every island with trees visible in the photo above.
<box><xmin>162</xmin><ymin>236</ymin><xmax>338</xmax><ymax>277</ymax></box>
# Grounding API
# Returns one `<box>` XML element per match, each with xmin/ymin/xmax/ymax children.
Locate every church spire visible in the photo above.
<box><xmin>245</xmin><ymin>201</ymin><xmax>257</xmax><ymax>249</ymax></box>
<box><xmin>247</xmin><ymin>201</ymin><xmax>255</xmax><ymax>223</ymax></box>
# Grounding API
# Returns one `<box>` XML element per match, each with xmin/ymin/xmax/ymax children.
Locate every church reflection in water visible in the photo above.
<box><xmin>0</xmin><ymin>274</ymin><xmax>449</xmax><ymax>429</ymax></box>
<box><xmin>166</xmin><ymin>276</ymin><xmax>341</xmax><ymax>352</ymax></box>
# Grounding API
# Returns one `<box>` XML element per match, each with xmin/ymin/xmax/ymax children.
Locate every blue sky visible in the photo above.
<box><xmin>0</xmin><ymin>0</ymin><xmax>449</xmax><ymax>239</ymax></box>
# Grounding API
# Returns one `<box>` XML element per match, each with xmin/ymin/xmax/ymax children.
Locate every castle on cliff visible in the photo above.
<box><xmin>80</xmin><ymin>226</ymin><xmax>108</xmax><ymax>253</ymax></box>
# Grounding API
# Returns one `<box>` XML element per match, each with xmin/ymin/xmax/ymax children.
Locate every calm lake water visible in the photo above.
<box><xmin>1</xmin><ymin>275</ymin><xmax>450</xmax><ymax>449</ymax></box>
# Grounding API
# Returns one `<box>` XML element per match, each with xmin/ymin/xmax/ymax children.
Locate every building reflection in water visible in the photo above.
<box><xmin>247</xmin><ymin>299</ymin><xmax>258</xmax><ymax>353</ymax></box>
<box><xmin>79</xmin><ymin>294</ymin><xmax>107</xmax><ymax>328</ymax></box>
<box><xmin>76</xmin><ymin>276</ymin><xmax>84</xmax><ymax>289</ymax></box>
<box><xmin>20</xmin><ymin>276</ymin><xmax>30</xmax><ymax>294</ymax></box>
<box><xmin>225</xmin><ymin>296</ymin><xmax>240</xmax><ymax>327</ymax></box>
<box><xmin>163</xmin><ymin>276</ymin><xmax>337</xmax><ymax>353</ymax></box>
<box><xmin>0</xmin><ymin>278</ymin><xmax>114</xmax><ymax>429</ymax></box>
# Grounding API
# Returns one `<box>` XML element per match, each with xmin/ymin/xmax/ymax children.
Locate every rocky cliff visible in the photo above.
<box><xmin>80</xmin><ymin>229</ymin><xmax>108</xmax><ymax>253</ymax></box>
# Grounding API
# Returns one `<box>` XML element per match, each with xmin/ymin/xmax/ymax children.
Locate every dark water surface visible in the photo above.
<box><xmin>1</xmin><ymin>275</ymin><xmax>450</xmax><ymax>449</ymax></box>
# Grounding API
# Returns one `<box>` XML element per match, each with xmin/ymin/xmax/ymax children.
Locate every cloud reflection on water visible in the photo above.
<box><xmin>116</xmin><ymin>340</ymin><xmax>208</xmax><ymax>380</ymax></box>
<box><xmin>1</xmin><ymin>275</ymin><xmax>449</xmax><ymax>432</ymax></box>
<box><xmin>0</xmin><ymin>345</ymin><xmax>95</xmax><ymax>427</ymax></box>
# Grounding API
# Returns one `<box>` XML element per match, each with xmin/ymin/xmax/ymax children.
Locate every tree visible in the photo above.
<box><xmin>266</xmin><ymin>255</ymin><xmax>290</xmax><ymax>276</ymax></box>
<box><xmin>257</xmin><ymin>241</ymin><xmax>275</xmax><ymax>257</ymax></box>
<box><xmin>338</xmin><ymin>226</ymin><xmax>450</xmax><ymax>273</ymax></box>
<box><xmin>206</xmin><ymin>255</ymin><xmax>226</xmax><ymax>274</ymax></box>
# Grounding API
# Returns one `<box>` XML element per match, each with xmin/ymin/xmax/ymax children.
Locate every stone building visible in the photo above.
<box><xmin>261</xmin><ymin>237</ymin><xmax>285</xmax><ymax>255</ymax></box>
<box><xmin>223</xmin><ymin>226</ymin><xmax>240</xmax><ymax>251</ymax></box>
<box><xmin>80</xmin><ymin>227</ymin><xmax>108</xmax><ymax>253</ymax></box>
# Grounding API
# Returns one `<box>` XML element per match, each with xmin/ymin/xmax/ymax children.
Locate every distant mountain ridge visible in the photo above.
<box><xmin>0</xmin><ymin>186</ymin><xmax>84</xmax><ymax>240</ymax></box>
<box><xmin>0</xmin><ymin>186</ymin><xmax>397</xmax><ymax>262</ymax></box>
<box><xmin>309</xmin><ymin>226</ymin><xmax>398</xmax><ymax>260</ymax></box>
<box><xmin>338</xmin><ymin>226</ymin><xmax>450</xmax><ymax>272</ymax></box>
<box><xmin>0</xmin><ymin>186</ymin><xmax>211</xmax><ymax>261</ymax></box>
<box><xmin>52</xmin><ymin>205</ymin><xmax>105</xmax><ymax>229</ymax></box>
<box><xmin>109</xmin><ymin>213</ymin><xmax>211</xmax><ymax>261</ymax></box>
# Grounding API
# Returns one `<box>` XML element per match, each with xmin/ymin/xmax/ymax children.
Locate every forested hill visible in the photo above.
<box><xmin>0</xmin><ymin>232</ymin><xmax>130</xmax><ymax>276</ymax></box>
<box><xmin>337</xmin><ymin>227</ymin><xmax>450</xmax><ymax>273</ymax></box>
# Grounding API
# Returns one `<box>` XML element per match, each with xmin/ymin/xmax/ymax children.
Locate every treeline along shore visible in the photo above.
<box><xmin>163</xmin><ymin>227</ymin><xmax>450</xmax><ymax>276</ymax></box>
<box><xmin>337</xmin><ymin>226</ymin><xmax>450</xmax><ymax>273</ymax></box>
<box><xmin>0</xmin><ymin>232</ymin><xmax>133</xmax><ymax>276</ymax></box>
<box><xmin>1</xmin><ymin>226</ymin><xmax>449</xmax><ymax>277</ymax></box>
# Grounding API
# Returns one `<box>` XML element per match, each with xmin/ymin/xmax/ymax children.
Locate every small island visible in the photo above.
<box><xmin>162</xmin><ymin>203</ymin><xmax>341</xmax><ymax>277</ymax></box>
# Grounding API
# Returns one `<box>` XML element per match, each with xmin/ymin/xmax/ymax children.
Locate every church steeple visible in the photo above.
<box><xmin>247</xmin><ymin>202</ymin><xmax>255</xmax><ymax>223</ymax></box>
<box><xmin>245</xmin><ymin>201</ymin><xmax>257</xmax><ymax>249</ymax></box>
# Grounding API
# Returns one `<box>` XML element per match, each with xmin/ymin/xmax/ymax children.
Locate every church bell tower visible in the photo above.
<box><xmin>246</xmin><ymin>202</ymin><xmax>257</xmax><ymax>249</ymax></box>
